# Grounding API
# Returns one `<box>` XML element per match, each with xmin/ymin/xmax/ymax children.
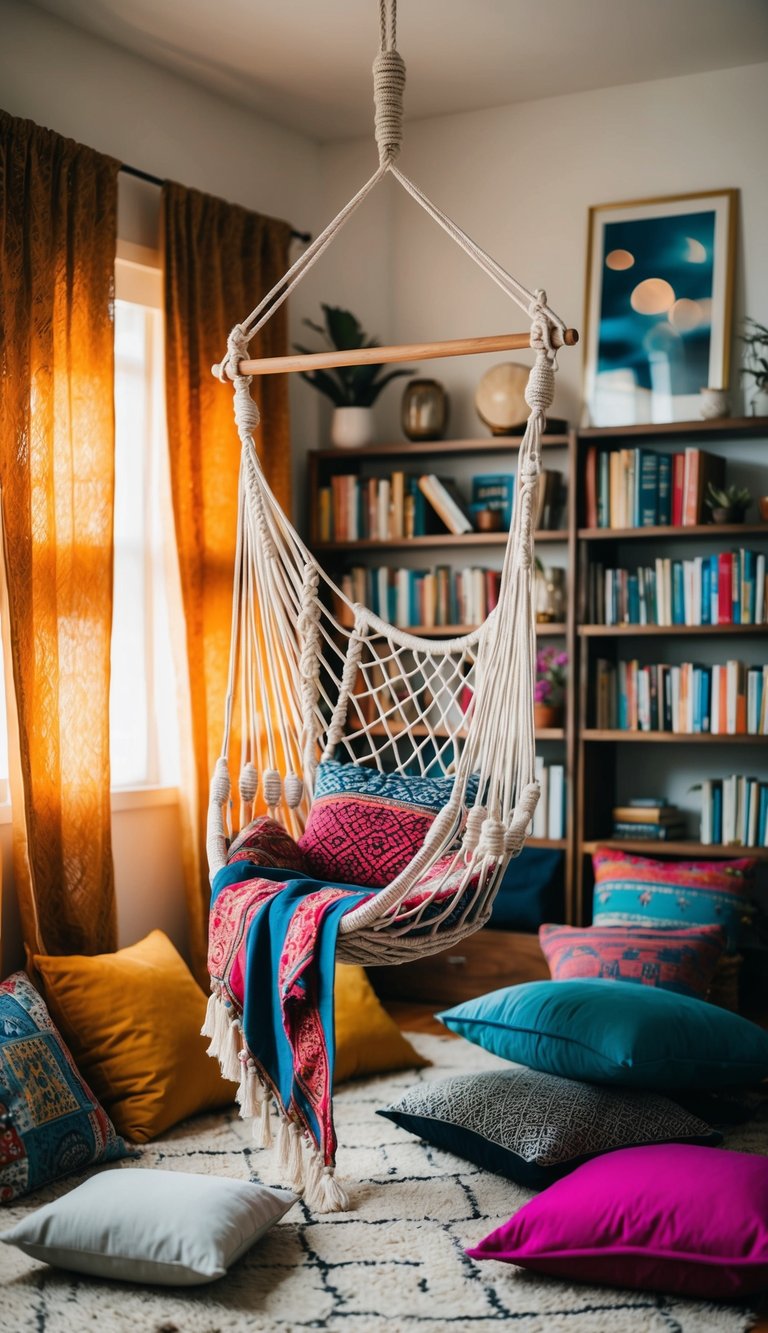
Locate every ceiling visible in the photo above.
<box><xmin>23</xmin><ymin>0</ymin><xmax>768</xmax><ymax>141</ymax></box>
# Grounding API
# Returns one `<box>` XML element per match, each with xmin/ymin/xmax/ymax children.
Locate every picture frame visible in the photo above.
<box><xmin>583</xmin><ymin>189</ymin><xmax>738</xmax><ymax>427</ymax></box>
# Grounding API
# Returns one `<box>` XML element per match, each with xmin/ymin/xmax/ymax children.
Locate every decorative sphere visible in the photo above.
<box><xmin>475</xmin><ymin>362</ymin><xmax>530</xmax><ymax>435</ymax></box>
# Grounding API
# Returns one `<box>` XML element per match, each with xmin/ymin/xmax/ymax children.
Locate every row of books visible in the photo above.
<box><xmin>318</xmin><ymin>469</ymin><xmax>564</xmax><ymax>542</ymax></box>
<box><xmin>584</xmin><ymin>446</ymin><xmax>725</xmax><ymax>530</ymax></box>
<box><xmin>611</xmin><ymin>799</ymin><xmax>686</xmax><ymax>841</ymax></box>
<box><xmin>594</xmin><ymin>659</ymin><xmax>768</xmax><ymax>734</ymax></box>
<box><xmin>699</xmin><ymin>776</ymin><xmax>768</xmax><ymax>848</ymax></box>
<box><xmin>531</xmin><ymin>758</ymin><xmax>567</xmax><ymax>840</ymax></box>
<box><xmin>587</xmin><ymin>550</ymin><xmax>768</xmax><ymax>627</ymax></box>
<box><xmin>339</xmin><ymin>565</ymin><xmax>501</xmax><ymax>629</ymax></box>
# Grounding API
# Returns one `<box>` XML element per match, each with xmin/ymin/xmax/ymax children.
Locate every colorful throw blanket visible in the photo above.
<box><xmin>205</xmin><ymin>863</ymin><xmax>368</xmax><ymax>1210</ymax></box>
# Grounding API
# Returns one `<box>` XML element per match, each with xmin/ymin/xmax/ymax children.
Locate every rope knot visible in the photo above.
<box><xmin>373</xmin><ymin>49</ymin><xmax>406</xmax><ymax>166</ymax></box>
<box><xmin>524</xmin><ymin>351</ymin><xmax>556</xmax><ymax>415</ymax></box>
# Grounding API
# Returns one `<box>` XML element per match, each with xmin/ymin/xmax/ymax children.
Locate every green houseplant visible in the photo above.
<box><xmin>295</xmin><ymin>304</ymin><xmax>412</xmax><ymax>448</ymax></box>
<box><xmin>705</xmin><ymin>481</ymin><xmax>752</xmax><ymax>525</ymax></box>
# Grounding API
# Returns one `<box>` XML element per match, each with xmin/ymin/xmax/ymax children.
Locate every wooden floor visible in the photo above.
<box><xmin>386</xmin><ymin>999</ymin><xmax>768</xmax><ymax>1331</ymax></box>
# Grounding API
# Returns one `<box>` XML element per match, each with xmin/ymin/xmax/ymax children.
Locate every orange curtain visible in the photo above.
<box><xmin>163</xmin><ymin>181</ymin><xmax>292</xmax><ymax>982</ymax></box>
<box><xmin>0</xmin><ymin>112</ymin><xmax>119</xmax><ymax>958</ymax></box>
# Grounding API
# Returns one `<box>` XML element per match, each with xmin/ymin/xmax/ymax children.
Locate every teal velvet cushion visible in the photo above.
<box><xmin>438</xmin><ymin>979</ymin><xmax>768</xmax><ymax>1090</ymax></box>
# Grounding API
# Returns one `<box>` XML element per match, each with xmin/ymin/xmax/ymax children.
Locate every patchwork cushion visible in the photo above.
<box><xmin>1</xmin><ymin>1168</ymin><xmax>295</xmax><ymax>1285</ymax></box>
<box><xmin>0</xmin><ymin>972</ymin><xmax>127</xmax><ymax>1203</ymax></box>
<box><xmin>538</xmin><ymin>922</ymin><xmax>725</xmax><ymax>997</ymax></box>
<box><xmin>227</xmin><ymin>816</ymin><xmax>306</xmax><ymax>872</ymax></box>
<box><xmin>467</xmin><ymin>1144</ymin><xmax>768</xmax><ymax>1299</ymax></box>
<box><xmin>592</xmin><ymin>848</ymin><xmax>755</xmax><ymax>949</ymax></box>
<box><xmin>298</xmin><ymin>761</ymin><xmax>474</xmax><ymax>888</ymax></box>
<box><xmin>379</xmin><ymin>1068</ymin><xmax>720</xmax><ymax>1189</ymax></box>
<box><xmin>35</xmin><ymin>931</ymin><xmax>236</xmax><ymax>1143</ymax></box>
<box><xmin>438</xmin><ymin>978</ymin><xmax>768</xmax><ymax>1090</ymax></box>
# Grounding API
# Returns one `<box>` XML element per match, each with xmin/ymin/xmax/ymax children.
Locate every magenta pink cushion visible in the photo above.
<box><xmin>298</xmin><ymin>794</ymin><xmax>434</xmax><ymax>888</ymax></box>
<box><xmin>467</xmin><ymin>1144</ymin><xmax>768</xmax><ymax>1299</ymax></box>
<box><xmin>227</xmin><ymin>816</ymin><xmax>306</xmax><ymax>872</ymax></box>
<box><xmin>538</xmin><ymin>923</ymin><xmax>725</xmax><ymax>997</ymax></box>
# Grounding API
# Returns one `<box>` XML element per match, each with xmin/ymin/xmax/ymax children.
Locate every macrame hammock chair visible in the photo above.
<box><xmin>203</xmin><ymin>0</ymin><xmax>577</xmax><ymax>1210</ymax></box>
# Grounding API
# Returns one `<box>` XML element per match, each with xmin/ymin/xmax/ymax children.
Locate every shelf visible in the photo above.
<box><xmin>311</xmin><ymin>434</ymin><xmax>571</xmax><ymax>460</ymax></box>
<box><xmin>385</xmin><ymin>622</ymin><xmax>567</xmax><ymax>638</ymax></box>
<box><xmin>583</xmin><ymin>729</ymin><xmax>767</xmax><ymax>743</ymax></box>
<box><xmin>577</xmin><ymin>417</ymin><xmax>768</xmax><ymax>441</ymax></box>
<box><xmin>580</xmin><ymin>623</ymin><xmax>768</xmax><ymax>637</ymax></box>
<box><xmin>315</xmin><ymin>530</ymin><xmax>568</xmax><ymax>552</ymax></box>
<box><xmin>583</xmin><ymin>839</ymin><xmax>768</xmax><ymax>860</ymax></box>
<box><xmin>579</xmin><ymin>523</ymin><xmax>768</xmax><ymax>541</ymax></box>
<box><xmin>527</xmin><ymin>837</ymin><xmax>568</xmax><ymax>850</ymax></box>
<box><xmin>347</xmin><ymin>721</ymin><xmax>564</xmax><ymax>742</ymax></box>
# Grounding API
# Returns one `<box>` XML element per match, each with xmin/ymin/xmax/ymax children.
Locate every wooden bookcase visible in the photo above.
<box><xmin>574</xmin><ymin>417</ymin><xmax>768</xmax><ymax>924</ymax></box>
<box><xmin>303</xmin><ymin>417</ymin><xmax>768</xmax><ymax>999</ymax></box>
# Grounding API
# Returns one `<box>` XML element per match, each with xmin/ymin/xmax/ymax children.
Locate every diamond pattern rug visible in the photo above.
<box><xmin>0</xmin><ymin>1034</ymin><xmax>762</xmax><ymax>1332</ymax></box>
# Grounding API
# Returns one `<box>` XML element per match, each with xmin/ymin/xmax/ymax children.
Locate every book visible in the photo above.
<box><xmin>671</xmin><ymin>453</ymin><xmax>685</xmax><ymax>527</ymax></box>
<box><xmin>611</xmin><ymin>822</ymin><xmax>687</xmax><ymax>840</ymax></box>
<box><xmin>471</xmin><ymin>474</ymin><xmax>515</xmax><ymax>528</ymax></box>
<box><xmin>532</xmin><ymin>755</ymin><xmax>547</xmax><ymax>838</ymax></box>
<box><xmin>418</xmin><ymin>475</ymin><xmax>473</xmax><ymax>535</ymax></box>
<box><xmin>682</xmin><ymin>448</ymin><xmax>725</xmax><ymax>527</ymax></box>
<box><xmin>548</xmin><ymin>765</ymin><xmax>565</xmax><ymax>840</ymax></box>
<box><xmin>657</xmin><ymin>454</ymin><xmax>672</xmax><ymax>525</ymax></box>
<box><xmin>585</xmin><ymin>447</ymin><xmax>598</xmax><ymax>529</ymax></box>
<box><xmin>638</xmin><ymin>450</ymin><xmax>658</xmax><ymax>526</ymax></box>
<box><xmin>612</xmin><ymin>805</ymin><xmax>682</xmax><ymax>824</ymax></box>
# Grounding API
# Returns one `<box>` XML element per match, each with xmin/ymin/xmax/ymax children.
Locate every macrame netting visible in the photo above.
<box><xmin>204</xmin><ymin>0</ymin><xmax>571</xmax><ymax>968</ymax></box>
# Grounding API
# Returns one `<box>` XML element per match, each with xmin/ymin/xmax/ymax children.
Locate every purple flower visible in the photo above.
<box><xmin>534</xmin><ymin>679</ymin><xmax>551</xmax><ymax>703</ymax></box>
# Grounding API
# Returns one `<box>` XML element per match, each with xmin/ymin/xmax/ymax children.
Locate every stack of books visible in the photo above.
<box><xmin>584</xmin><ymin>445</ymin><xmax>726</xmax><ymax>529</ymax></box>
<box><xmin>594</xmin><ymin>658</ymin><xmax>768</xmax><ymax>735</ymax></box>
<box><xmin>587</xmin><ymin>550</ymin><xmax>767</xmax><ymax>626</ymax></box>
<box><xmin>611</xmin><ymin>799</ymin><xmax>687</xmax><ymax>841</ymax></box>
<box><xmin>532</xmin><ymin>758</ymin><xmax>566</xmax><ymax>840</ymax></box>
<box><xmin>700</xmin><ymin>776</ymin><xmax>768</xmax><ymax>847</ymax></box>
<box><xmin>339</xmin><ymin>564</ymin><xmax>501</xmax><ymax>629</ymax></box>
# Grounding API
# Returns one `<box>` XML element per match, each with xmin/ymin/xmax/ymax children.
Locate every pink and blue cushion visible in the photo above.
<box><xmin>467</xmin><ymin>1143</ymin><xmax>768</xmax><ymax>1299</ymax></box>
<box><xmin>227</xmin><ymin>816</ymin><xmax>306</xmax><ymax>872</ymax></box>
<box><xmin>538</xmin><ymin>922</ymin><xmax>725</xmax><ymax>997</ymax></box>
<box><xmin>591</xmin><ymin>848</ymin><xmax>755</xmax><ymax>949</ymax></box>
<box><xmin>0</xmin><ymin>972</ymin><xmax>127</xmax><ymax>1202</ymax></box>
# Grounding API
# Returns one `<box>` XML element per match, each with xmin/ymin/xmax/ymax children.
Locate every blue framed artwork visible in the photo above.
<box><xmin>583</xmin><ymin>190</ymin><xmax>737</xmax><ymax>427</ymax></box>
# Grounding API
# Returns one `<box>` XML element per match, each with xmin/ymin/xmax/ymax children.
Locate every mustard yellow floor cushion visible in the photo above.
<box><xmin>34</xmin><ymin>931</ymin><xmax>235</xmax><ymax>1143</ymax></box>
<box><xmin>334</xmin><ymin>964</ymin><xmax>428</xmax><ymax>1085</ymax></box>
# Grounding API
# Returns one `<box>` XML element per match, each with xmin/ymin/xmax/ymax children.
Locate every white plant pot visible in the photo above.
<box><xmin>331</xmin><ymin>406</ymin><xmax>373</xmax><ymax>449</ymax></box>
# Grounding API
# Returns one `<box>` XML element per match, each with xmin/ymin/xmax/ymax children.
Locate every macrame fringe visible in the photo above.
<box><xmin>202</xmin><ymin>990</ymin><xmax>348</xmax><ymax>1211</ymax></box>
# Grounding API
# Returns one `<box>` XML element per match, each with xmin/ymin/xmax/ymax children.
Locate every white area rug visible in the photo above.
<box><xmin>0</xmin><ymin>1034</ymin><xmax>763</xmax><ymax>1333</ymax></box>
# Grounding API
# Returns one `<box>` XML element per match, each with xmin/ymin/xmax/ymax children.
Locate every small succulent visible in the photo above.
<box><xmin>705</xmin><ymin>481</ymin><xmax>751</xmax><ymax>515</ymax></box>
<box><xmin>294</xmin><ymin>304</ymin><xmax>413</xmax><ymax>408</ymax></box>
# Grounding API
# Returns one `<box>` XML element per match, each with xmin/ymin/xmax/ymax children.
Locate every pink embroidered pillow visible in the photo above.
<box><xmin>467</xmin><ymin>1144</ymin><xmax>768</xmax><ymax>1299</ymax></box>
<box><xmin>227</xmin><ymin>817</ymin><xmax>306</xmax><ymax>872</ymax></box>
<box><xmin>538</xmin><ymin>923</ymin><xmax>725</xmax><ymax>998</ymax></box>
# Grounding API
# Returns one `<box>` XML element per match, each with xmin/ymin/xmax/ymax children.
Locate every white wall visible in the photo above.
<box><xmin>320</xmin><ymin>61</ymin><xmax>768</xmax><ymax>441</ymax></box>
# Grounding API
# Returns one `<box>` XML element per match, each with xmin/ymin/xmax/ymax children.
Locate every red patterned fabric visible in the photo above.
<box><xmin>227</xmin><ymin>816</ymin><xmax>307</xmax><ymax>872</ymax></box>
<box><xmin>539</xmin><ymin>923</ymin><xmax>726</xmax><ymax>998</ymax></box>
<box><xmin>299</xmin><ymin>794</ymin><xmax>435</xmax><ymax>888</ymax></box>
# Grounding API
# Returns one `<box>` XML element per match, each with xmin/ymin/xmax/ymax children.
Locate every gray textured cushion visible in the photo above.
<box><xmin>1</xmin><ymin>1168</ymin><xmax>296</xmax><ymax>1285</ymax></box>
<box><xmin>378</xmin><ymin>1067</ymin><xmax>721</xmax><ymax>1188</ymax></box>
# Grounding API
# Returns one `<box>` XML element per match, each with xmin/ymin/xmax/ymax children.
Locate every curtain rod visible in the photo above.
<box><xmin>120</xmin><ymin>163</ymin><xmax>312</xmax><ymax>244</ymax></box>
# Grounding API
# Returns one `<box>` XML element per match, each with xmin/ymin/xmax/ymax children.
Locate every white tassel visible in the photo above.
<box><xmin>275</xmin><ymin>1114</ymin><xmax>292</xmax><ymax>1171</ymax></box>
<box><xmin>205</xmin><ymin>995</ymin><xmax>228</xmax><ymax>1061</ymax></box>
<box><xmin>200</xmin><ymin>989</ymin><xmax>219</xmax><ymax>1040</ymax></box>
<box><xmin>287</xmin><ymin>1121</ymin><xmax>304</xmax><ymax>1194</ymax></box>
<box><xmin>302</xmin><ymin>1144</ymin><xmax>325</xmax><ymax>1212</ymax></box>
<box><xmin>320</xmin><ymin>1165</ymin><xmax>349</xmax><ymax>1213</ymax></box>
<box><xmin>257</xmin><ymin>1097</ymin><xmax>273</xmax><ymax>1149</ymax></box>
<box><xmin>236</xmin><ymin>1056</ymin><xmax>262</xmax><ymax>1120</ymax></box>
<box><xmin>220</xmin><ymin>1018</ymin><xmax>243</xmax><ymax>1083</ymax></box>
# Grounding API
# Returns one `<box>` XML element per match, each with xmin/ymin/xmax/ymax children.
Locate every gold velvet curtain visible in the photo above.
<box><xmin>0</xmin><ymin>112</ymin><xmax>119</xmax><ymax>958</ymax></box>
<box><xmin>163</xmin><ymin>181</ymin><xmax>292</xmax><ymax>982</ymax></box>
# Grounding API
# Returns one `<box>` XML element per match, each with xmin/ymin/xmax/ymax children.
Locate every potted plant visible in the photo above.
<box><xmin>739</xmin><ymin>317</ymin><xmax>768</xmax><ymax>417</ymax></box>
<box><xmin>534</xmin><ymin>645</ymin><xmax>568</xmax><ymax>729</ymax></box>
<box><xmin>295</xmin><ymin>304</ymin><xmax>412</xmax><ymax>448</ymax></box>
<box><xmin>705</xmin><ymin>481</ymin><xmax>752</xmax><ymax>525</ymax></box>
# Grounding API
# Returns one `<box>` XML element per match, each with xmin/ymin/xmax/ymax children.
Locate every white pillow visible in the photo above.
<box><xmin>1</xmin><ymin>1168</ymin><xmax>295</xmax><ymax>1285</ymax></box>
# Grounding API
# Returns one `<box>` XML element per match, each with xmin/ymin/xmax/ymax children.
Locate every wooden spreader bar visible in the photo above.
<box><xmin>230</xmin><ymin>328</ymin><xmax>578</xmax><ymax>378</ymax></box>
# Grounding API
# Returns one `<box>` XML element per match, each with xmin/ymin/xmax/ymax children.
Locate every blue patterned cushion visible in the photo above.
<box><xmin>0</xmin><ymin>972</ymin><xmax>128</xmax><ymax>1203</ymax></box>
<box><xmin>312</xmin><ymin>760</ymin><xmax>477</xmax><ymax>812</ymax></box>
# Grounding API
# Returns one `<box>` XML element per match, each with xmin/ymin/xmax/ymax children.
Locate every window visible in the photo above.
<box><xmin>110</xmin><ymin>254</ymin><xmax>180</xmax><ymax>790</ymax></box>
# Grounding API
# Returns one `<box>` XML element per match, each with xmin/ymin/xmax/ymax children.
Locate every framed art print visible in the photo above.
<box><xmin>583</xmin><ymin>190</ymin><xmax>737</xmax><ymax>427</ymax></box>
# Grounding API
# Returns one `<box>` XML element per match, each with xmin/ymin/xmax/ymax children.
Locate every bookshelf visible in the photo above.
<box><xmin>306</xmin><ymin>430</ymin><xmax>577</xmax><ymax>924</ymax></box>
<box><xmin>304</xmin><ymin>417</ymin><xmax>767</xmax><ymax>994</ymax></box>
<box><xmin>574</xmin><ymin>417</ymin><xmax>768</xmax><ymax>925</ymax></box>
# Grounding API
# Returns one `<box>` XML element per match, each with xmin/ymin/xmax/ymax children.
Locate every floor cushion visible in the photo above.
<box><xmin>379</xmin><ymin>1067</ymin><xmax>720</xmax><ymax>1188</ymax></box>
<box><xmin>335</xmin><ymin>965</ymin><xmax>428</xmax><ymax>1084</ymax></box>
<box><xmin>1</xmin><ymin>1168</ymin><xmax>295</xmax><ymax>1285</ymax></box>
<box><xmin>591</xmin><ymin>848</ymin><xmax>756</xmax><ymax>949</ymax></box>
<box><xmin>438</xmin><ymin>978</ymin><xmax>768</xmax><ymax>1090</ymax></box>
<box><xmin>34</xmin><ymin>930</ymin><xmax>236</xmax><ymax>1143</ymax></box>
<box><xmin>490</xmin><ymin>848</ymin><xmax>564</xmax><ymax>930</ymax></box>
<box><xmin>538</xmin><ymin>922</ymin><xmax>725</xmax><ymax>997</ymax></box>
<box><xmin>467</xmin><ymin>1143</ymin><xmax>768</xmax><ymax>1299</ymax></box>
<box><xmin>0</xmin><ymin>972</ymin><xmax>127</xmax><ymax>1202</ymax></box>
<box><xmin>298</xmin><ymin>759</ymin><xmax>475</xmax><ymax>888</ymax></box>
